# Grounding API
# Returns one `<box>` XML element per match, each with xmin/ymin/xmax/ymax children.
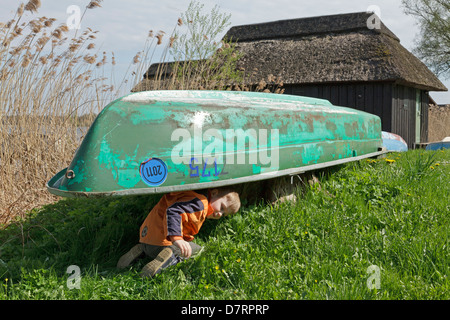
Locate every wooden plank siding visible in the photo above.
<box><xmin>284</xmin><ymin>82</ymin><xmax>393</xmax><ymax>132</ymax></box>
<box><xmin>420</xmin><ymin>90</ymin><xmax>429</xmax><ymax>144</ymax></box>
<box><xmin>391</xmin><ymin>85</ymin><xmax>412</xmax><ymax>148</ymax></box>
<box><xmin>391</xmin><ymin>85</ymin><xmax>429</xmax><ymax>149</ymax></box>
<box><xmin>284</xmin><ymin>82</ymin><xmax>430</xmax><ymax>148</ymax></box>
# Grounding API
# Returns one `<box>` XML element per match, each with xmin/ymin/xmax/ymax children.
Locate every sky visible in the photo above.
<box><xmin>1</xmin><ymin>0</ymin><xmax>449</xmax><ymax>103</ymax></box>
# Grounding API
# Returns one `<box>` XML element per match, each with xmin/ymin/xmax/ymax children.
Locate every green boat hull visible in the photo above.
<box><xmin>47</xmin><ymin>90</ymin><xmax>383</xmax><ymax>198</ymax></box>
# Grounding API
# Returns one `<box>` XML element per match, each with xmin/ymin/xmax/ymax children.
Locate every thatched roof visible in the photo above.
<box><xmin>225</xmin><ymin>11</ymin><xmax>399</xmax><ymax>42</ymax></box>
<box><xmin>135</xmin><ymin>12</ymin><xmax>447</xmax><ymax>93</ymax></box>
<box><xmin>224</xmin><ymin>12</ymin><xmax>447</xmax><ymax>92</ymax></box>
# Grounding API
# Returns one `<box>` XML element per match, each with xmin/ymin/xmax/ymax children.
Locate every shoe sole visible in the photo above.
<box><xmin>140</xmin><ymin>247</ymin><xmax>173</xmax><ymax>278</ymax></box>
<box><xmin>117</xmin><ymin>244</ymin><xmax>144</xmax><ymax>269</ymax></box>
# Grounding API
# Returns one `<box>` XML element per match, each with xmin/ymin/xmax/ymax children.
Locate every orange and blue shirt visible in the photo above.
<box><xmin>139</xmin><ymin>190</ymin><xmax>214</xmax><ymax>246</ymax></box>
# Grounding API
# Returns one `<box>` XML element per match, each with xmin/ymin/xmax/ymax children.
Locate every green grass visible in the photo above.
<box><xmin>0</xmin><ymin>149</ymin><xmax>449</xmax><ymax>300</ymax></box>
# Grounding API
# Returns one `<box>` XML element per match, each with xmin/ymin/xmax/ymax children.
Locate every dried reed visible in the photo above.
<box><xmin>428</xmin><ymin>104</ymin><xmax>450</xmax><ymax>142</ymax></box>
<box><xmin>0</xmin><ymin>1</ymin><xmax>284</xmax><ymax>226</ymax></box>
<box><xmin>0</xmin><ymin>2</ymin><xmax>118</xmax><ymax>226</ymax></box>
<box><xmin>129</xmin><ymin>1</ymin><xmax>284</xmax><ymax>93</ymax></box>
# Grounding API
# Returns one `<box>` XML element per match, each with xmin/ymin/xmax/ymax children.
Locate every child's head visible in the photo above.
<box><xmin>209</xmin><ymin>188</ymin><xmax>240</xmax><ymax>219</ymax></box>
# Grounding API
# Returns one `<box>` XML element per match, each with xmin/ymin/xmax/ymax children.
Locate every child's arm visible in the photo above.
<box><xmin>165</xmin><ymin>199</ymin><xmax>202</xmax><ymax>244</ymax></box>
<box><xmin>165</xmin><ymin>197</ymin><xmax>204</xmax><ymax>258</ymax></box>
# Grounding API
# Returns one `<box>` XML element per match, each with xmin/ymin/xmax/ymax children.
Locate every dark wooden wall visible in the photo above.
<box><xmin>391</xmin><ymin>85</ymin><xmax>429</xmax><ymax>148</ymax></box>
<box><xmin>284</xmin><ymin>82</ymin><xmax>429</xmax><ymax>148</ymax></box>
<box><xmin>284</xmin><ymin>82</ymin><xmax>393</xmax><ymax>131</ymax></box>
<box><xmin>420</xmin><ymin>91</ymin><xmax>429</xmax><ymax>144</ymax></box>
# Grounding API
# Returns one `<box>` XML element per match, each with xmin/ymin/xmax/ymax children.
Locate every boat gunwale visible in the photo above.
<box><xmin>46</xmin><ymin>149</ymin><xmax>387</xmax><ymax>198</ymax></box>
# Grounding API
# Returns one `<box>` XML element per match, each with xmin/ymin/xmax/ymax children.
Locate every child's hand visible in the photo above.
<box><xmin>173</xmin><ymin>239</ymin><xmax>192</xmax><ymax>258</ymax></box>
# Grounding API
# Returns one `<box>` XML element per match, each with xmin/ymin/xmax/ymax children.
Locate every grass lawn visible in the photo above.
<box><xmin>0</xmin><ymin>149</ymin><xmax>448</xmax><ymax>300</ymax></box>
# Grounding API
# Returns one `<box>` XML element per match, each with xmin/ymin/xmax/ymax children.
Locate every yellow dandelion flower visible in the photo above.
<box><xmin>215</xmin><ymin>265</ymin><xmax>219</xmax><ymax>270</ymax></box>
<box><xmin>435</xmin><ymin>163</ymin><xmax>440</xmax><ymax>166</ymax></box>
<box><xmin>430</xmin><ymin>166</ymin><xmax>434</xmax><ymax>170</ymax></box>
<box><xmin>205</xmin><ymin>285</ymin><xmax>209</xmax><ymax>289</ymax></box>
<box><xmin>236</xmin><ymin>258</ymin><xmax>241</xmax><ymax>263</ymax></box>
<box><xmin>385</xmin><ymin>159</ymin><xmax>395</xmax><ymax>163</ymax></box>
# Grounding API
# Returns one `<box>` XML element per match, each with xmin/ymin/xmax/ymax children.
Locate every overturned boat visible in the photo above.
<box><xmin>47</xmin><ymin>90</ymin><xmax>384</xmax><ymax>198</ymax></box>
<box><xmin>382</xmin><ymin>131</ymin><xmax>408</xmax><ymax>152</ymax></box>
<box><xmin>425</xmin><ymin>137</ymin><xmax>450</xmax><ymax>151</ymax></box>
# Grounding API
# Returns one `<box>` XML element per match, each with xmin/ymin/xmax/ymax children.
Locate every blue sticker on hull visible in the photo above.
<box><xmin>140</xmin><ymin>158</ymin><xmax>168</xmax><ymax>186</ymax></box>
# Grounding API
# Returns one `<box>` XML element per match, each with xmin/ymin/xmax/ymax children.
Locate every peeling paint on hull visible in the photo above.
<box><xmin>47</xmin><ymin>90</ymin><xmax>383</xmax><ymax>198</ymax></box>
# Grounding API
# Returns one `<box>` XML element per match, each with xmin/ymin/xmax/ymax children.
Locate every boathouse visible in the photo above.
<box><xmin>222</xmin><ymin>12</ymin><xmax>447</xmax><ymax>149</ymax></box>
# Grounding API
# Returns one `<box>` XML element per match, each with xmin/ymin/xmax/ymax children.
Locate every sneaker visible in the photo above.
<box><xmin>117</xmin><ymin>244</ymin><xmax>144</xmax><ymax>269</ymax></box>
<box><xmin>140</xmin><ymin>247</ymin><xmax>179</xmax><ymax>278</ymax></box>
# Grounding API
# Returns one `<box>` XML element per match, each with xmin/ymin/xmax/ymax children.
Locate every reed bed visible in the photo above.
<box><xmin>428</xmin><ymin>104</ymin><xmax>450</xmax><ymax>142</ymax></box>
<box><xmin>0</xmin><ymin>0</ymin><xmax>283</xmax><ymax>226</ymax></box>
<box><xmin>0</xmin><ymin>1</ymin><xmax>118</xmax><ymax>225</ymax></box>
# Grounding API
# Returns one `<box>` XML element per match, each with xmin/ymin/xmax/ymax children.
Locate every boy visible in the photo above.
<box><xmin>117</xmin><ymin>188</ymin><xmax>240</xmax><ymax>277</ymax></box>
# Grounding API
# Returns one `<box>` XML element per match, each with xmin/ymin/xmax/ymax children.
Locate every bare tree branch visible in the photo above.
<box><xmin>402</xmin><ymin>0</ymin><xmax>450</xmax><ymax>79</ymax></box>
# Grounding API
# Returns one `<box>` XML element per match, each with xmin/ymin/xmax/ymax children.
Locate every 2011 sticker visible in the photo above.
<box><xmin>140</xmin><ymin>157</ymin><xmax>168</xmax><ymax>187</ymax></box>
